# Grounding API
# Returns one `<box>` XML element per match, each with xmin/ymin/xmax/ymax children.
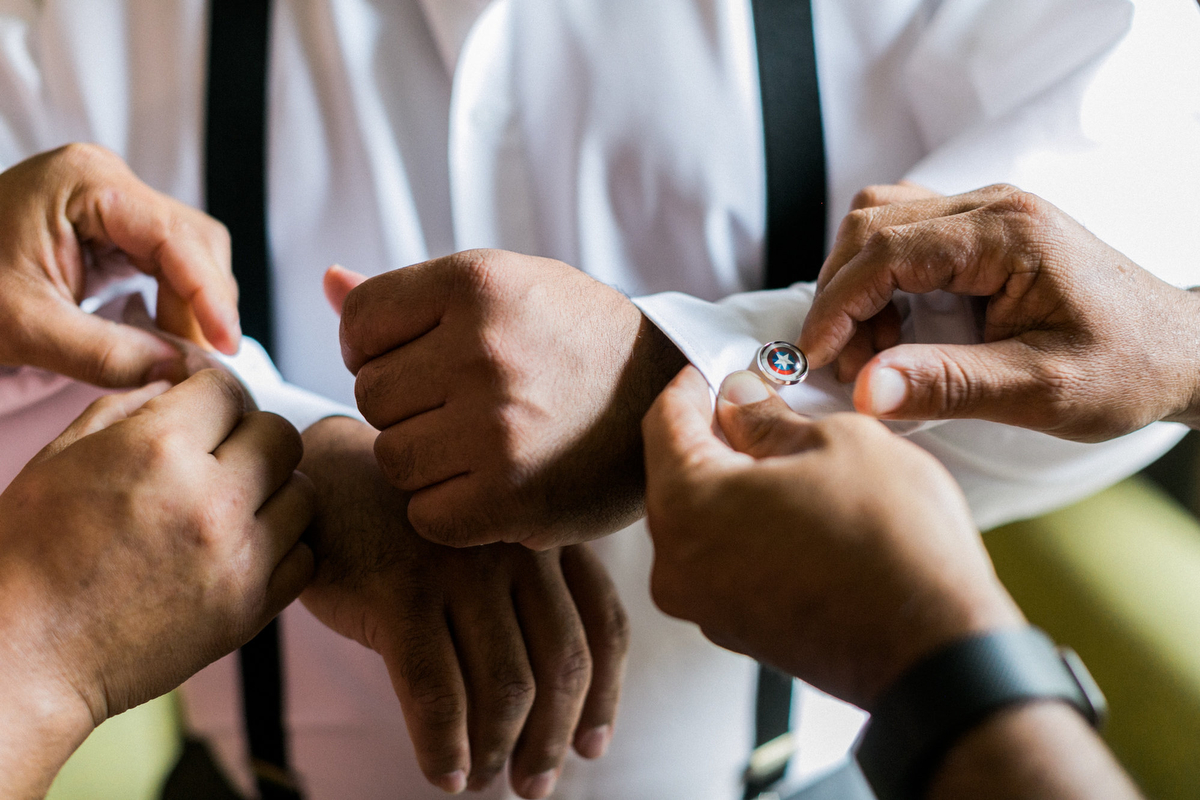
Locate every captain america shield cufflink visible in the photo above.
<box><xmin>756</xmin><ymin>341</ymin><xmax>809</xmax><ymax>386</ymax></box>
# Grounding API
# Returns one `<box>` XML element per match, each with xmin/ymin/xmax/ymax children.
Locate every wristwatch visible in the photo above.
<box><xmin>855</xmin><ymin>626</ymin><xmax>1107</xmax><ymax>800</ymax></box>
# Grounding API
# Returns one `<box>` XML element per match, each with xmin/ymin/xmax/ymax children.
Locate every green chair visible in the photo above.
<box><xmin>986</xmin><ymin>477</ymin><xmax>1200</xmax><ymax>800</ymax></box>
<box><xmin>45</xmin><ymin>692</ymin><xmax>183</xmax><ymax>800</ymax></box>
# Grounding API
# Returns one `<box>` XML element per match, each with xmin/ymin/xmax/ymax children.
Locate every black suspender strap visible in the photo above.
<box><xmin>752</xmin><ymin>0</ymin><xmax>828</xmax><ymax>288</ymax></box>
<box><xmin>205</xmin><ymin>3</ymin><xmax>300</xmax><ymax>799</ymax></box>
<box><xmin>206</xmin><ymin>0</ymin><xmax>277</xmax><ymax>355</ymax></box>
<box><xmin>745</xmin><ymin>0</ymin><xmax>827</xmax><ymax>796</ymax></box>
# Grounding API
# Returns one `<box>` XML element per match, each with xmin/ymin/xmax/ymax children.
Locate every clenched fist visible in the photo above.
<box><xmin>0</xmin><ymin>370</ymin><xmax>313</xmax><ymax>798</ymax></box>
<box><xmin>328</xmin><ymin>251</ymin><xmax>686</xmax><ymax>549</ymax></box>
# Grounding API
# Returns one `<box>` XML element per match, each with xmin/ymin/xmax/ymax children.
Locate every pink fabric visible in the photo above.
<box><xmin>0</xmin><ymin>371</ymin><xmax>111</xmax><ymax>490</ymax></box>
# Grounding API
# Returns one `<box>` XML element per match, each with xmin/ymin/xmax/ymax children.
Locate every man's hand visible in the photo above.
<box><xmin>298</xmin><ymin>416</ymin><xmax>630</xmax><ymax>798</ymax></box>
<box><xmin>0</xmin><ymin>370</ymin><xmax>314</xmax><ymax>798</ymax></box>
<box><xmin>642</xmin><ymin>367</ymin><xmax>1022</xmax><ymax>709</ymax></box>
<box><xmin>328</xmin><ymin>250</ymin><xmax>686</xmax><ymax>549</ymax></box>
<box><xmin>0</xmin><ymin>144</ymin><xmax>240</xmax><ymax>386</ymax></box>
<box><xmin>798</xmin><ymin>184</ymin><xmax>1200</xmax><ymax>441</ymax></box>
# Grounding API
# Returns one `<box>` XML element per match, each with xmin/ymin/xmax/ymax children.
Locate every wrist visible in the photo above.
<box><xmin>858</xmin><ymin>563</ymin><xmax>1024</xmax><ymax>710</ymax></box>
<box><xmin>0</xmin><ymin>588</ymin><xmax>97</xmax><ymax>797</ymax></box>
<box><xmin>1161</xmin><ymin>287</ymin><xmax>1200</xmax><ymax>429</ymax></box>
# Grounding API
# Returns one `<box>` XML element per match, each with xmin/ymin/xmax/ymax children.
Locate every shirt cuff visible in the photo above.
<box><xmin>633</xmin><ymin>285</ymin><xmax>933</xmax><ymax>434</ymax></box>
<box><xmin>214</xmin><ymin>338</ymin><xmax>364</xmax><ymax>434</ymax></box>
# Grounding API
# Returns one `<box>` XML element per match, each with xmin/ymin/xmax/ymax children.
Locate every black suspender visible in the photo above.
<box><xmin>746</xmin><ymin>0</ymin><xmax>827</xmax><ymax>797</ymax></box>
<box><xmin>206</xmin><ymin>0</ymin><xmax>277</xmax><ymax>355</ymax></box>
<box><xmin>753</xmin><ymin>0</ymin><xmax>827</xmax><ymax>289</ymax></box>
<box><xmin>205</xmin><ymin>2</ymin><xmax>299</xmax><ymax>799</ymax></box>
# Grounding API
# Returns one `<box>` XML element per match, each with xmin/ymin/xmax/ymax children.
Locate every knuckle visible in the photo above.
<box><xmin>837</xmin><ymin>207</ymin><xmax>878</xmax><ymax>245</ymax></box>
<box><xmin>863</xmin><ymin>225</ymin><xmax>903</xmax><ymax>259</ymax></box>
<box><xmin>251</xmin><ymin>411</ymin><xmax>304</xmax><ymax>463</ymax></box>
<box><xmin>199</xmin><ymin>368</ymin><xmax>250</xmax><ymax>412</ymax></box>
<box><xmin>409</xmin><ymin>686</ymin><xmax>467</xmax><ymax>731</ymax></box>
<box><xmin>339</xmin><ymin>283</ymin><xmax>365</xmax><ymax>342</ymax></box>
<box><xmin>850</xmin><ymin>185</ymin><xmax>886</xmax><ymax>210</ymax></box>
<box><xmin>373</xmin><ymin>431</ymin><xmax>421</xmax><ymax>491</ymax></box>
<box><xmin>545</xmin><ymin>643</ymin><xmax>593</xmax><ymax>698</ymax></box>
<box><xmin>55</xmin><ymin>141</ymin><xmax>117</xmax><ymax>170</ymax></box>
<box><xmin>485</xmin><ymin>676</ymin><xmax>537</xmax><ymax>722</ymax></box>
<box><xmin>597</xmin><ymin>599</ymin><xmax>631</xmax><ymax>656</ymax></box>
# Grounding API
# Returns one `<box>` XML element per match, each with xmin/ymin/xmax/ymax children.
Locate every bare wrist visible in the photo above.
<box><xmin>0</xmin><ymin>634</ymin><xmax>96</xmax><ymax>798</ymax></box>
<box><xmin>860</xmin><ymin>577</ymin><xmax>1025</xmax><ymax>710</ymax></box>
<box><xmin>1176</xmin><ymin>287</ymin><xmax>1200</xmax><ymax>428</ymax></box>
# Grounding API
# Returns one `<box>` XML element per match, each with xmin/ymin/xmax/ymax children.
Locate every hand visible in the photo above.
<box><xmin>642</xmin><ymin>366</ymin><xmax>1022</xmax><ymax>709</ymax></box>
<box><xmin>0</xmin><ymin>143</ymin><xmax>240</xmax><ymax>386</ymax></box>
<box><xmin>798</xmin><ymin>184</ymin><xmax>1200</xmax><ymax>441</ymax></box>
<box><xmin>0</xmin><ymin>370</ymin><xmax>314</xmax><ymax>798</ymax></box>
<box><xmin>297</xmin><ymin>416</ymin><xmax>630</xmax><ymax>799</ymax></box>
<box><xmin>328</xmin><ymin>251</ymin><xmax>686</xmax><ymax>549</ymax></box>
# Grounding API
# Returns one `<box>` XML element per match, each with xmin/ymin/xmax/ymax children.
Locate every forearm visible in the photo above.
<box><xmin>926</xmin><ymin>702</ymin><xmax>1141</xmax><ymax>800</ymax></box>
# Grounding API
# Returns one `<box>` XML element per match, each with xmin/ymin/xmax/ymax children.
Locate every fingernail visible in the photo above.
<box><xmin>576</xmin><ymin>724</ymin><xmax>612</xmax><ymax>759</ymax></box>
<box><xmin>719</xmin><ymin>370</ymin><xmax>771</xmax><ymax>405</ymax></box>
<box><xmin>435</xmin><ymin>770</ymin><xmax>466</xmax><ymax>794</ymax></box>
<box><xmin>868</xmin><ymin>367</ymin><xmax>908</xmax><ymax>416</ymax></box>
<box><xmin>519</xmin><ymin>769</ymin><xmax>559</xmax><ymax>799</ymax></box>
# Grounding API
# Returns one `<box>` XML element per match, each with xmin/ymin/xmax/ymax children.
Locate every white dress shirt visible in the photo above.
<box><xmin>1</xmin><ymin>0</ymin><xmax>1198</xmax><ymax>798</ymax></box>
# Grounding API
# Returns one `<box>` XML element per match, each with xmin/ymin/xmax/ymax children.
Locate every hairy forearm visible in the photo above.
<box><xmin>926</xmin><ymin>702</ymin><xmax>1141</xmax><ymax>800</ymax></box>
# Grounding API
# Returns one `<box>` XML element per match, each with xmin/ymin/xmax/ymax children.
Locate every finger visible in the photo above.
<box><xmin>814</xmin><ymin>183</ymin><xmax>1019</xmax><ymax>294</ymax></box>
<box><xmin>801</xmin><ymin>199</ymin><xmax>1023</xmax><ymax>367</ymax></box>
<box><xmin>406</xmin><ymin>473</ymin><xmax>503</xmax><ymax>547</ymax></box>
<box><xmin>256</xmin><ymin>473</ymin><xmax>318</xmax><ymax>613</ymax></box>
<box><xmin>258</xmin><ymin>541</ymin><xmax>316</xmax><ymax>622</ymax></box>
<box><xmin>323</xmin><ymin>264</ymin><xmax>368</xmax><ymax>314</ymax></box>
<box><xmin>714</xmin><ymin>371</ymin><xmax>820</xmax><ymax>458</ymax></box>
<box><xmin>835</xmin><ymin>323</ymin><xmax>877</xmax><ymax>383</ymax></box>
<box><xmin>378</xmin><ymin>605</ymin><xmax>471</xmax><ymax>793</ymax></box>
<box><xmin>67</xmin><ymin>155</ymin><xmax>241</xmax><ymax>353</ymax></box>
<box><xmin>18</xmin><ymin>293</ymin><xmax>190</xmax><ymax>388</ymax></box>
<box><xmin>833</xmin><ymin>301</ymin><xmax>903</xmax><ymax>383</ymax></box>
<box><xmin>340</xmin><ymin>258</ymin><xmax>457</xmax><ymax>374</ymax></box>
<box><xmin>851</xmin><ymin>339</ymin><xmax>1057</xmax><ymax>429</ymax></box>
<box><xmin>448</xmin><ymin>587</ymin><xmax>536</xmax><ymax>791</ymax></box>
<box><xmin>29</xmin><ymin>381</ymin><xmax>171</xmax><ymax>464</ymax></box>
<box><xmin>849</xmin><ymin>181</ymin><xmax>942</xmax><ymax>210</ymax></box>
<box><xmin>509</xmin><ymin>555</ymin><xmax>592</xmax><ymax>798</ymax></box>
<box><xmin>156</xmin><ymin>280</ymin><xmax>214</xmax><ymax>350</ymax></box>
<box><xmin>214</xmin><ymin>411</ymin><xmax>305</xmax><ymax>508</ymax></box>
<box><xmin>641</xmin><ymin>365</ymin><xmax>741</xmax><ymax>486</ymax></box>
<box><xmin>374</xmin><ymin>412</ymin><xmax>474</xmax><ymax>494</ymax></box>
<box><xmin>561</xmin><ymin>544</ymin><xmax>629</xmax><ymax>761</ymax></box>
<box><xmin>133</xmin><ymin>367</ymin><xmax>251</xmax><ymax>452</ymax></box>
<box><xmin>354</xmin><ymin>328</ymin><xmax>454</xmax><ymax>428</ymax></box>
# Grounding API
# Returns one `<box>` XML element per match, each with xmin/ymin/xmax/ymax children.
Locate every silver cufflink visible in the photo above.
<box><xmin>755</xmin><ymin>341</ymin><xmax>809</xmax><ymax>386</ymax></box>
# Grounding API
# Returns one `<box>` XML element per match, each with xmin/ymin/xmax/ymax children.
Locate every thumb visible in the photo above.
<box><xmin>853</xmin><ymin>340</ymin><xmax>1046</xmax><ymax>426</ymax></box>
<box><xmin>26</xmin><ymin>297</ymin><xmax>189</xmax><ymax>388</ymax></box>
<box><xmin>715</xmin><ymin>371</ymin><xmax>818</xmax><ymax>458</ymax></box>
<box><xmin>324</xmin><ymin>264</ymin><xmax>368</xmax><ymax>314</ymax></box>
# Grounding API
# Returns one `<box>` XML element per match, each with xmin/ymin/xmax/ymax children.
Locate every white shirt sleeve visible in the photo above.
<box><xmin>634</xmin><ymin>284</ymin><xmax>1189</xmax><ymax>532</ymax></box>
<box><xmin>213</xmin><ymin>338</ymin><xmax>364</xmax><ymax>434</ymax></box>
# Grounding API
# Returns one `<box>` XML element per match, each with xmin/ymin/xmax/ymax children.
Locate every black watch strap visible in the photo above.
<box><xmin>855</xmin><ymin>626</ymin><xmax>1107</xmax><ymax>800</ymax></box>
